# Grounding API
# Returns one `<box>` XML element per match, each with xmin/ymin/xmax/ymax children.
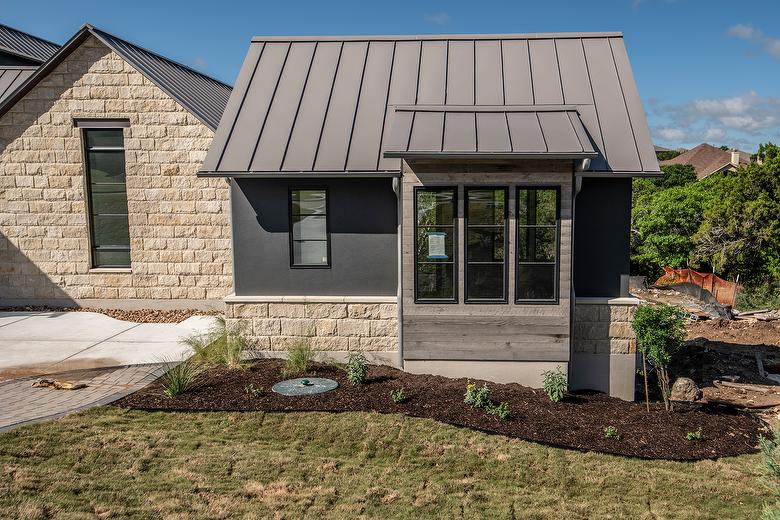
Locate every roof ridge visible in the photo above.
<box><xmin>250</xmin><ymin>32</ymin><xmax>624</xmax><ymax>43</ymax></box>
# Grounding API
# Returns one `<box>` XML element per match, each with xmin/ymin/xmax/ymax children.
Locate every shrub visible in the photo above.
<box><xmin>541</xmin><ymin>367</ymin><xmax>567</xmax><ymax>403</ymax></box>
<box><xmin>486</xmin><ymin>401</ymin><xmax>510</xmax><ymax>420</ymax></box>
<box><xmin>345</xmin><ymin>352</ymin><xmax>368</xmax><ymax>385</ymax></box>
<box><xmin>184</xmin><ymin>316</ymin><xmax>249</xmax><ymax>369</ymax></box>
<box><xmin>161</xmin><ymin>359</ymin><xmax>204</xmax><ymax>397</ymax></box>
<box><xmin>632</xmin><ymin>304</ymin><xmax>685</xmax><ymax>411</ymax></box>
<box><xmin>604</xmin><ymin>426</ymin><xmax>620</xmax><ymax>440</ymax></box>
<box><xmin>464</xmin><ymin>382</ymin><xmax>491</xmax><ymax>409</ymax></box>
<box><xmin>281</xmin><ymin>340</ymin><xmax>314</xmax><ymax>378</ymax></box>
<box><xmin>686</xmin><ymin>428</ymin><xmax>704</xmax><ymax>441</ymax></box>
<box><xmin>244</xmin><ymin>383</ymin><xmax>263</xmax><ymax>397</ymax></box>
<box><xmin>390</xmin><ymin>388</ymin><xmax>408</xmax><ymax>403</ymax></box>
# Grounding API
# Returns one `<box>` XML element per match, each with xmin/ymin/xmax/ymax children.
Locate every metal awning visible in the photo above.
<box><xmin>383</xmin><ymin>105</ymin><xmax>597</xmax><ymax>159</ymax></box>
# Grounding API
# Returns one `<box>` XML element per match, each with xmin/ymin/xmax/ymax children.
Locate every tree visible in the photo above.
<box><xmin>653</xmin><ymin>164</ymin><xmax>697</xmax><ymax>189</ymax></box>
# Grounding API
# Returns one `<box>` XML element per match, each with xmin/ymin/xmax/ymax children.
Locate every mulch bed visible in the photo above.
<box><xmin>116</xmin><ymin>360</ymin><xmax>765</xmax><ymax>460</ymax></box>
<box><xmin>0</xmin><ymin>306</ymin><xmax>219</xmax><ymax>323</ymax></box>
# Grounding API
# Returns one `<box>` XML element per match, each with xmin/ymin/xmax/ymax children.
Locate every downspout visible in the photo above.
<box><xmin>569</xmin><ymin>158</ymin><xmax>589</xmax><ymax>386</ymax></box>
<box><xmin>393</xmin><ymin>175</ymin><xmax>404</xmax><ymax>369</ymax></box>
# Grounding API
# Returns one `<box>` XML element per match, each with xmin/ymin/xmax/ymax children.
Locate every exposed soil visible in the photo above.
<box><xmin>687</xmin><ymin>318</ymin><xmax>780</xmax><ymax>348</ymax></box>
<box><xmin>116</xmin><ymin>359</ymin><xmax>764</xmax><ymax>460</ymax></box>
<box><xmin>0</xmin><ymin>306</ymin><xmax>220</xmax><ymax>323</ymax></box>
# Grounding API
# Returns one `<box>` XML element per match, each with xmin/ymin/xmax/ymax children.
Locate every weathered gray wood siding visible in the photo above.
<box><xmin>401</xmin><ymin>159</ymin><xmax>573</xmax><ymax>362</ymax></box>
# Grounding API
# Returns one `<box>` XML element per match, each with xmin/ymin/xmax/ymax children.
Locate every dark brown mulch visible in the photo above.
<box><xmin>116</xmin><ymin>360</ymin><xmax>765</xmax><ymax>460</ymax></box>
<box><xmin>0</xmin><ymin>306</ymin><xmax>220</xmax><ymax>323</ymax></box>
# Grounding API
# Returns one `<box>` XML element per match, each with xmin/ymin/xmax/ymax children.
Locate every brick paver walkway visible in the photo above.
<box><xmin>0</xmin><ymin>363</ymin><xmax>166</xmax><ymax>432</ymax></box>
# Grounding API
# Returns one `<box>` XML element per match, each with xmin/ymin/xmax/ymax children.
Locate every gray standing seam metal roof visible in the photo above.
<box><xmin>201</xmin><ymin>32</ymin><xmax>659</xmax><ymax>175</ymax></box>
<box><xmin>0</xmin><ymin>67</ymin><xmax>36</xmax><ymax>104</ymax></box>
<box><xmin>0</xmin><ymin>24</ymin><xmax>232</xmax><ymax>131</ymax></box>
<box><xmin>0</xmin><ymin>23</ymin><xmax>60</xmax><ymax>62</ymax></box>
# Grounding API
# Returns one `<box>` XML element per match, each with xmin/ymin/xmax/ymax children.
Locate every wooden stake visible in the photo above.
<box><xmin>642</xmin><ymin>351</ymin><xmax>650</xmax><ymax>412</ymax></box>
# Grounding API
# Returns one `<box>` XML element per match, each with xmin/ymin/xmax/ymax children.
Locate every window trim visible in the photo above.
<box><xmin>82</xmin><ymin>127</ymin><xmax>131</xmax><ymax>269</ymax></box>
<box><xmin>413</xmin><ymin>185</ymin><xmax>458</xmax><ymax>304</ymax></box>
<box><xmin>464</xmin><ymin>186</ymin><xmax>508</xmax><ymax>304</ymax></box>
<box><xmin>514</xmin><ymin>185</ymin><xmax>561</xmax><ymax>305</ymax></box>
<box><xmin>288</xmin><ymin>186</ymin><xmax>331</xmax><ymax>269</ymax></box>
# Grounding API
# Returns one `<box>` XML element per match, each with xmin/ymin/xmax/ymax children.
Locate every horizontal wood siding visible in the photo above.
<box><xmin>402</xmin><ymin>159</ymin><xmax>573</xmax><ymax>361</ymax></box>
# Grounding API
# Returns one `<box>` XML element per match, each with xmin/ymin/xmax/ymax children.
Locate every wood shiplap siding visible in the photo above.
<box><xmin>201</xmin><ymin>33</ymin><xmax>659</xmax><ymax>175</ymax></box>
<box><xmin>401</xmin><ymin>160</ymin><xmax>573</xmax><ymax>362</ymax></box>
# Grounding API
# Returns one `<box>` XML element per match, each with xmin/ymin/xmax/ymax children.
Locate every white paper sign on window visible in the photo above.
<box><xmin>427</xmin><ymin>231</ymin><xmax>447</xmax><ymax>260</ymax></box>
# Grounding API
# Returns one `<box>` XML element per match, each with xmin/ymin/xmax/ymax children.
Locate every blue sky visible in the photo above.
<box><xmin>3</xmin><ymin>0</ymin><xmax>779</xmax><ymax>151</ymax></box>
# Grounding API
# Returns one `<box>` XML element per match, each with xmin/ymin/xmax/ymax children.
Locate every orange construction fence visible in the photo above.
<box><xmin>654</xmin><ymin>267</ymin><xmax>739</xmax><ymax>306</ymax></box>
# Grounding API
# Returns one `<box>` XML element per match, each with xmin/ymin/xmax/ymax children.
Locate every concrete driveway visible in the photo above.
<box><xmin>0</xmin><ymin>311</ymin><xmax>214</xmax><ymax>380</ymax></box>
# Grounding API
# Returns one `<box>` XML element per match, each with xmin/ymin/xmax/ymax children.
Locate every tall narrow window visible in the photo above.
<box><xmin>516</xmin><ymin>187</ymin><xmax>559</xmax><ymax>302</ymax></box>
<box><xmin>415</xmin><ymin>188</ymin><xmax>456</xmax><ymax>302</ymax></box>
<box><xmin>84</xmin><ymin>128</ymin><xmax>130</xmax><ymax>268</ymax></box>
<box><xmin>466</xmin><ymin>188</ymin><xmax>507</xmax><ymax>302</ymax></box>
<box><xmin>290</xmin><ymin>189</ymin><xmax>329</xmax><ymax>267</ymax></box>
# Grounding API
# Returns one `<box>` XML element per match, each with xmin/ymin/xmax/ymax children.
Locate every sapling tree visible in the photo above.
<box><xmin>632</xmin><ymin>303</ymin><xmax>685</xmax><ymax>411</ymax></box>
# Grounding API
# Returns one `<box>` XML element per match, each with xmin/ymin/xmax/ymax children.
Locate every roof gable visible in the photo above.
<box><xmin>201</xmin><ymin>32</ymin><xmax>659</xmax><ymax>175</ymax></box>
<box><xmin>0</xmin><ymin>24</ymin><xmax>232</xmax><ymax>131</ymax></box>
<box><xmin>660</xmin><ymin>143</ymin><xmax>751</xmax><ymax>178</ymax></box>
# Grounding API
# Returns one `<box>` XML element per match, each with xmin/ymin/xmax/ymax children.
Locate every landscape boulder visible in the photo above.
<box><xmin>671</xmin><ymin>377</ymin><xmax>702</xmax><ymax>402</ymax></box>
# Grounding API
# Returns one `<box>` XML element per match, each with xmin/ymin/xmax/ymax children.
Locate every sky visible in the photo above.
<box><xmin>3</xmin><ymin>0</ymin><xmax>779</xmax><ymax>152</ymax></box>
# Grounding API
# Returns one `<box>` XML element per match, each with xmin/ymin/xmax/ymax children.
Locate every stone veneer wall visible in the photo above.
<box><xmin>0</xmin><ymin>35</ymin><xmax>231</xmax><ymax>302</ymax></box>
<box><xmin>573</xmin><ymin>301</ymin><xmax>637</xmax><ymax>355</ymax></box>
<box><xmin>225</xmin><ymin>302</ymin><xmax>398</xmax><ymax>352</ymax></box>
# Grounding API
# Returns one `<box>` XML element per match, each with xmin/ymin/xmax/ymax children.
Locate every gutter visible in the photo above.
<box><xmin>393</xmin><ymin>176</ymin><xmax>404</xmax><ymax>369</ymax></box>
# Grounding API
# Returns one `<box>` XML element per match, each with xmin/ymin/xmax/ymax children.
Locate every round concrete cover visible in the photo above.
<box><xmin>272</xmin><ymin>378</ymin><xmax>338</xmax><ymax>396</ymax></box>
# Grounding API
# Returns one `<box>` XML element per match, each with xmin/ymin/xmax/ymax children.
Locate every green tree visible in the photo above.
<box><xmin>653</xmin><ymin>164</ymin><xmax>697</xmax><ymax>189</ymax></box>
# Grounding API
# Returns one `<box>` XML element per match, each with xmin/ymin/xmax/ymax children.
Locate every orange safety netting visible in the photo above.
<box><xmin>654</xmin><ymin>267</ymin><xmax>739</xmax><ymax>306</ymax></box>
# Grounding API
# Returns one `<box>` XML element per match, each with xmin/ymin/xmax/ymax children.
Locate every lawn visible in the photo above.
<box><xmin>0</xmin><ymin>408</ymin><xmax>775</xmax><ymax>519</ymax></box>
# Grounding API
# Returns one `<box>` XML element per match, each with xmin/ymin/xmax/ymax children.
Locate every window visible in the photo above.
<box><xmin>415</xmin><ymin>188</ymin><xmax>456</xmax><ymax>301</ymax></box>
<box><xmin>290</xmin><ymin>189</ymin><xmax>329</xmax><ymax>267</ymax></box>
<box><xmin>516</xmin><ymin>187</ymin><xmax>559</xmax><ymax>302</ymax></box>
<box><xmin>466</xmin><ymin>188</ymin><xmax>507</xmax><ymax>302</ymax></box>
<box><xmin>84</xmin><ymin>128</ymin><xmax>130</xmax><ymax>268</ymax></box>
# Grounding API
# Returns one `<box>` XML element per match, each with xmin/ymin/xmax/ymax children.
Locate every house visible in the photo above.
<box><xmin>200</xmin><ymin>32</ymin><xmax>660</xmax><ymax>400</ymax></box>
<box><xmin>0</xmin><ymin>24</ymin><xmax>60</xmax><ymax>103</ymax></box>
<box><xmin>0</xmin><ymin>24</ymin><xmax>233</xmax><ymax>307</ymax></box>
<box><xmin>660</xmin><ymin>142</ymin><xmax>751</xmax><ymax>179</ymax></box>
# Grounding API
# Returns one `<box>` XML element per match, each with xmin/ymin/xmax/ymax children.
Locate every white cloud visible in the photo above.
<box><xmin>657</xmin><ymin>128</ymin><xmax>687</xmax><ymax>141</ymax></box>
<box><xmin>704</xmin><ymin>128</ymin><xmax>726</xmax><ymax>140</ymax></box>
<box><xmin>424</xmin><ymin>12</ymin><xmax>451</xmax><ymax>25</ymax></box>
<box><xmin>727</xmin><ymin>24</ymin><xmax>780</xmax><ymax>57</ymax></box>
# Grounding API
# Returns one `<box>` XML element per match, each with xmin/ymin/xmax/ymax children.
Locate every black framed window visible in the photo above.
<box><xmin>84</xmin><ymin>128</ymin><xmax>130</xmax><ymax>268</ymax></box>
<box><xmin>466</xmin><ymin>188</ymin><xmax>507</xmax><ymax>302</ymax></box>
<box><xmin>516</xmin><ymin>187</ymin><xmax>560</xmax><ymax>303</ymax></box>
<box><xmin>414</xmin><ymin>188</ymin><xmax>456</xmax><ymax>302</ymax></box>
<box><xmin>290</xmin><ymin>189</ymin><xmax>330</xmax><ymax>267</ymax></box>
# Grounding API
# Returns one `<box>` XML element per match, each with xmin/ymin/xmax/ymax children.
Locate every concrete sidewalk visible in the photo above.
<box><xmin>0</xmin><ymin>311</ymin><xmax>213</xmax><ymax>380</ymax></box>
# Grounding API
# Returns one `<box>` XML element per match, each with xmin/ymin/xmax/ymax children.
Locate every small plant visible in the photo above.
<box><xmin>184</xmin><ymin>316</ymin><xmax>249</xmax><ymax>369</ymax></box>
<box><xmin>161</xmin><ymin>359</ymin><xmax>204</xmax><ymax>397</ymax></box>
<box><xmin>541</xmin><ymin>367</ymin><xmax>567</xmax><ymax>403</ymax></box>
<box><xmin>282</xmin><ymin>340</ymin><xmax>314</xmax><ymax>378</ymax></box>
<box><xmin>464</xmin><ymin>382</ymin><xmax>491</xmax><ymax>409</ymax></box>
<box><xmin>244</xmin><ymin>383</ymin><xmax>263</xmax><ymax>397</ymax></box>
<box><xmin>604</xmin><ymin>426</ymin><xmax>620</xmax><ymax>440</ymax></box>
<box><xmin>390</xmin><ymin>388</ymin><xmax>408</xmax><ymax>403</ymax></box>
<box><xmin>486</xmin><ymin>401</ymin><xmax>510</xmax><ymax>420</ymax></box>
<box><xmin>686</xmin><ymin>428</ymin><xmax>704</xmax><ymax>441</ymax></box>
<box><xmin>345</xmin><ymin>352</ymin><xmax>368</xmax><ymax>385</ymax></box>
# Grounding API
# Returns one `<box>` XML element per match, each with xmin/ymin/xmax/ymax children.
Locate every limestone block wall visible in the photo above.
<box><xmin>573</xmin><ymin>300</ymin><xmax>637</xmax><ymax>355</ymax></box>
<box><xmin>225</xmin><ymin>301</ymin><xmax>398</xmax><ymax>352</ymax></box>
<box><xmin>0</xmin><ymin>35</ymin><xmax>231</xmax><ymax>303</ymax></box>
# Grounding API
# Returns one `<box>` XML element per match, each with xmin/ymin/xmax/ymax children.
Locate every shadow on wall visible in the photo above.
<box><xmin>0</xmin><ymin>232</ymin><xmax>76</xmax><ymax>306</ymax></box>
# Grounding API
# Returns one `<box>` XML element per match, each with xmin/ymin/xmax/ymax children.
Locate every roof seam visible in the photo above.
<box><xmin>580</xmin><ymin>38</ymin><xmax>607</xmax><ymax>166</ymax></box>
<box><xmin>373</xmin><ymin>41</ymin><xmax>396</xmax><ymax>171</ymax></box>
<box><xmin>608</xmin><ymin>37</ymin><xmax>642</xmax><ymax>172</ymax></box>
<box><xmin>343</xmin><ymin>42</ymin><xmax>371</xmax><ymax>171</ymax></box>
<box><xmin>280</xmin><ymin>41</ymin><xmax>318</xmax><ymax>171</ymax></box>
<box><xmin>311</xmin><ymin>41</ymin><xmax>344</xmax><ymax>170</ymax></box>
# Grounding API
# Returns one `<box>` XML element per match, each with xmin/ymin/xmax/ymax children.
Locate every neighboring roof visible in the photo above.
<box><xmin>384</xmin><ymin>105</ymin><xmax>597</xmax><ymax>159</ymax></box>
<box><xmin>0</xmin><ymin>24</ymin><xmax>232</xmax><ymax>131</ymax></box>
<box><xmin>660</xmin><ymin>143</ymin><xmax>751</xmax><ymax>178</ymax></box>
<box><xmin>0</xmin><ymin>23</ymin><xmax>60</xmax><ymax>62</ymax></box>
<box><xmin>0</xmin><ymin>66</ymin><xmax>36</xmax><ymax>104</ymax></box>
<box><xmin>201</xmin><ymin>32</ymin><xmax>659</xmax><ymax>176</ymax></box>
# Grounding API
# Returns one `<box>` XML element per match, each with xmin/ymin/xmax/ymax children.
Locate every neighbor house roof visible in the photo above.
<box><xmin>660</xmin><ymin>143</ymin><xmax>751</xmax><ymax>178</ymax></box>
<box><xmin>201</xmin><ymin>32</ymin><xmax>659</xmax><ymax>176</ymax></box>
<box><xmin>0</xmin><ymin>24</ymin><xmax>232</xmax><ymax>131</ymax></box>
<box><xmin>0</xmin><ymin>23</ymin><xmax>60</xmax><ymax>62</ymax></box>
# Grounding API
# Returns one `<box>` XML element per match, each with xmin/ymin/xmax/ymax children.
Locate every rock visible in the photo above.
<box><xmin>671</xmin><ymin>377</ymin><xmax>702</xmax><ymax>402</ymax></box>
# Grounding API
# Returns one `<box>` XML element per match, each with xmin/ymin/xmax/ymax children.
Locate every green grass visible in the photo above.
<box><xmin>0</xmin><ymin>408</ymin><xmax>774</xmax><ymax>519</ymax></box>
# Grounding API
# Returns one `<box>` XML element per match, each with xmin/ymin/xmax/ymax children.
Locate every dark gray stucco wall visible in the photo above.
<box><xmin>573</xmin><ymin>177</ymin><xmax>632</xmax><ymax>297</ymax></box>
<box><xmin>231</xmin><ymin>178</ymin><xmax>398</xmax><ymax>296</ymax></box>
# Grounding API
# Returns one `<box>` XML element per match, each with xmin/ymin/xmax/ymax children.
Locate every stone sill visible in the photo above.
<box><xmin>224</xmin><ymin>294</ymin><xmax>397</xmax><ymax>304</ymax></box>
<box><xmin>88</xmin><ymin>268</ymin><xmax>132</xmax><ymax>274</ymax></box>
<box><xmin>575</xmin><ymin>296</ymin><xmax>642</xmax><ymax>306</ymax></box>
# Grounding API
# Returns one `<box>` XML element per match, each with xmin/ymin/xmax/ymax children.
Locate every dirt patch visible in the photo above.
<box><xmin>0</xmin><ymin>306</ymin><xmax>220</xmax><ymax>323</ymax></box>
<box><xmin>687</xmin><ymin>318</ymin><xmax>780</xmax><ymax>347</ymax></box>
<box><xmin>116</xmin><ymin>359</ymin><xmax>764</xmax><ymax>460</ymax></box>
